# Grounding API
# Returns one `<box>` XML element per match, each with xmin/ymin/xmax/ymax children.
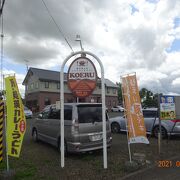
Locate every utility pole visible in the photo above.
<box><xmin>24</xmin><ymin>60</ymin><xmax>29</xmax><ymax>73</ymax></box>
<box><xmin>0</xmin><ymin>0</ymin><xmax>5</xmax><ymax>91</ymax></box>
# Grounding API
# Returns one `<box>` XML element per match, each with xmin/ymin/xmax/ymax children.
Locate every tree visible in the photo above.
<box><xmin>117</xmin><ymin>82</ymin><xmax>158</xmax><ymax>108</ymax></box>
<box><xmin>116</xmin><ymin>82</ymin><xmax>123</xmax><ymax>104</ymax></box>
<box><xmin>139</xmin><ymin>88</ymin><xmax>158</xmax><ymax>108</ymax></box>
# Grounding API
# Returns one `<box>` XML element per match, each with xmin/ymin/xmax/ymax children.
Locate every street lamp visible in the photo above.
<box><xmin>75</xmin><ymin>35</ymin><xmax>84</xmax><ymax>51</ymax></box>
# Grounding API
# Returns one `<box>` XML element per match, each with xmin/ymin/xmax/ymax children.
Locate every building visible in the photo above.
<box><xmin>22</xmin><ymin>67</ymin><xmax>118</xmax><ymax>112</ymax></box>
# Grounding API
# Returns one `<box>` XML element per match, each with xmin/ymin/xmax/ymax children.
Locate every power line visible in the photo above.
<box><xmin>41</xmin><ymin>0</ymin><xmax>74</xmax><ymax>52</ymax></box>
<box><xmin>0</xmin><ymin>0</ymin><xmax>6</xmax><ymax>16</ymax></box>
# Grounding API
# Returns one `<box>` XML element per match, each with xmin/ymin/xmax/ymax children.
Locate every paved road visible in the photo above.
<box><xmin>121</xmin><ymin>156</ymin><xmax>180</xmax><ymax>180</ymax></box>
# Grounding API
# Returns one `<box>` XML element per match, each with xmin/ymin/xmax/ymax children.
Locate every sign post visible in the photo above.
<box><xmin>60</xmin><ymin>51</ymin><xmax>107</xmax><ymax>168</ymax></box>
<box><xmin>159</xmin><ymin>95</ymin><xmax>176</xmax><ymax>154</ymax></box>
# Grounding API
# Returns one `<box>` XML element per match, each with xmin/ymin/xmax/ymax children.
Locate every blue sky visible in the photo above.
<box><xmin>146</xmin><ymin>0</ymin><xmax>159</xmax><ymax>3</ymax></box>
<box><xmin>167</xmin><ymin>39</ymin><xmax>180</xmax><ymax>52</ymax></box>
<box><xmin>130</xmin><ymin>4</ymin><xmax>139</xmax><ymax>15</ymax></box>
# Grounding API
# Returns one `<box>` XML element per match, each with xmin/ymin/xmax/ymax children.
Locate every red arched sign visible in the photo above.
<box><xmin>67</xmin><ymin>57</ymin><xmax>97</xmax><ymax>98</ymax></box>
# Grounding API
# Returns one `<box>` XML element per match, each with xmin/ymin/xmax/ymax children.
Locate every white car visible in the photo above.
<box><xmin>24</xmin><ymin>106</ymin><xmax>33</xmax><ymax>118</ymax></box>
<box><xmin>110</xmin><ymin>108</ymin><xmax>180</xmax><ymax>138</ymax></box>
<box><xmin>111</xmin><ymin>106</ymin><xmax>124</xmax><ymax>112</ymax></box>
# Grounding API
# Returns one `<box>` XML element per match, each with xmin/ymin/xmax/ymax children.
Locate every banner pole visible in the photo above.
<box><xmin>158</xmin><ymin>94</ymin><xmax>161</xmax><ymax>155</ymax></box>
<box><xmin>125</xmin><ymin>113</ymin><xmax>132</xmax><ymax>163</ymax></box>
<box><xmin>3</xmin><ymin>75</ymin><xmax>9</xmax><ymax>171</ymax></box>
<box><xmin>121</xmin><ymin>76</ymin><xmax>132</xmax><ymax>163</ymax></box>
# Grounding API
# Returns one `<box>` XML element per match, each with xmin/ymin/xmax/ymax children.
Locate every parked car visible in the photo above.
<box><xmin>24</xmin><ymin>106</ymin><xmax>33</xmax><ymax>118</ymax></box>
<box><xmin>32</xmin><ymin>103</ymin><xmax>112</xmax><ymax>154</ymax></box>
<box><xmin>110</xmin><ymin>108</ymin><xmax>180</xmax><ymax>138</ymax></box>
<box><xmin>111</xmin><ymin>106</ymin><xmax>124</xmax><ymax>112</ymax></box>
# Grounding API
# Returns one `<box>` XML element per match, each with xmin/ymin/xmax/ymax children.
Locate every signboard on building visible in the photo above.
<box><xmin>160</xmin><ymin>95</ymin><xmax>176</xmax><ymax>120</ymax></box>
<box><xmin>67</xmin><ymin>57</ymin><xmax>97</xmax><ymax>98</ymax></box>
<box><xmin>121</xmin><ymin>74</ymin><xmax>149</xmax><ymax>144</ymax></box>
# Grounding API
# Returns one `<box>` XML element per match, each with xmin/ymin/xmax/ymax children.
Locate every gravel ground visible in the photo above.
<box><xmin>0</xmin><ymin>112</ymin><xmax>180</xmax><ymax>180</ymax></box>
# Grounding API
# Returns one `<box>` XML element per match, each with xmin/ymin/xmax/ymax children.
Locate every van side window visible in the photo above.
<box><xmin>64</xmin><ymin>105</ymin><xmax>72</xmax><ymax>120</ymax></box>
<box><xmin>78</xmin><ymin>106</ymin><xmax>106</xmax><ymax>123</ymax></box>
<box><xmin>48</xmin><ymin>109</ymin><xmax>60</xmax><ymax>119</ymax></box>
<box><xmin>41</xmin><ymin>110</ymin><xmax>50</xmax><ymax>119</ymax></box>
<box><xmin>48</xmin><ymin>106</ymin><xmax>72</xmax><ymax>120</ymax></box>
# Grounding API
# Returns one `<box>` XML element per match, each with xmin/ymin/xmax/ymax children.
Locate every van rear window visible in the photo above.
<box><xmin>78</xmin><ymin>105</ymin><xmax>107</xmax><ymax>123</ymax></box>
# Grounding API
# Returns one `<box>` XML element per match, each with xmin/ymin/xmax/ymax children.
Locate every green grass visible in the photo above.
<box><xmin>14</xmin><ymin>163</ymin><xmax>37</xmax><ymax>180</ymax></box>
<box><xmin>0</xmin><ymin>161</ymin><xmax>6</xmax><ymax>171</ymax></box>
<box><xmin>2</xmin><ymin>160</ymin><xmax>38</xmax><ymax>180</ymax></box>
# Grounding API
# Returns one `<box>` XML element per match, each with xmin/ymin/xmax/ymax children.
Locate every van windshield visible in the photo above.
<box><xmin>78</xmin><ymin>105</ymin><xmax>108</xmax><ymax>123</ymax></box>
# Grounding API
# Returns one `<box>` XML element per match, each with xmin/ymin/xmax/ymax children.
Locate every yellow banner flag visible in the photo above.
<box><xmin>5</xmin><ymin>76</ymin><xmax>26</xmax><ymax>157</ymax></box>
<box><xmin>122</xmin><ymin>74</ymin><xmax>149</xmax><ymax>144</ymax></box>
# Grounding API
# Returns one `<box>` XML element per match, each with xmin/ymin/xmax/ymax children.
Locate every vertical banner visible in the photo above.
<box><xmin>122</xmin><ymin>74</ymin><xmax>149</xmax><ymax>144</ymax></box>
<box><xmin>5</xmin><ymin>76</ymin><xmax>26</xmax><ymax>157</ymax></box>
<box><xmin>160</xmin><ymin>95</ymin><xmax>176</xmax><ymax>120</ymax></box>
<box><xmin>0</xmin><ymin>98</ymin><xmax>4</xmax><ymax>162</ymax></box>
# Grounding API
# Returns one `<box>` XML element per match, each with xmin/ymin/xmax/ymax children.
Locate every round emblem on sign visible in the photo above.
<box><xmin>67</xmin><ymin>57</ymin><xmax>97</xmax><ymax>98</ymax></box>
<box><xmin>19</xmin><ymin>120</ymin><xmax>26</xmax><ymax>133</ymax></box>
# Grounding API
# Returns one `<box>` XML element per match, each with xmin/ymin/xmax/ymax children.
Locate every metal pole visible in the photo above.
<box><xmin>85</xmin><ymin>51</ymin><xmax>107</xmax><ymax>169</ymax></box>
<box><xmin>101</xmin><ymin>64</ymin><xmax>107</xmax><ymax>169</ymax></box>
<box><xmin>60</xmin><ymin>52</ymin><xmax>76</xmax><ymax>167</ymax></box>
<box><xmin>158</xmin><ymin>94</ymin><xmax>161</xmax><ymax>155</ymax></box>
<box><xmin>60</xmin><ymin>69</ymin><xmax>64</xmax><ymax>167</ymax></box>
<box><xmin>1</xmin><ymin>8</ymin><xmax>3</xmax><ymax>91</ymax></box>
<box><xmin>3</xmin><ymin>75</ymin><xmax>9</xmax><ymax>171</ymax></box>
<box><xmin>60</xmin><ymin>51</ymin><xmax>107</xmax><ymax>168</ymax></box>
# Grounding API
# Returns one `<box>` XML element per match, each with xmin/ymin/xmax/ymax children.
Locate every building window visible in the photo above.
<box><xmin>113</xmin><ymin>100</ymin><xmax>116</xmax><ymax>106</ymax></box>
<box><xmin>35</xmin><ymin>82</ymin><xmax>39</xmax><ymax>89</ymax></box>
<box><xmin>107</xmin><ymin>87</ymin><xmax>110</xmax><ymax>94</ymax></box>
<box><xmin>97</xmin><ymin>97</ymin><xmax>101</xmax><ymax>103</ymax></box>
<box><xmin>45</xmin><ymin>82</ymin><xmax>49</xmax><ymax>88</ymax></box>
<box><xmin>113</xmin><ymin>88</ymin><xmax>116</xmax><ymax>94</ymax></box>
<box><xmin>57</xmin><ymin>83</ymin><xmax>60</xmax><ymax>89</ymax></box>
<box><xmin>44</xmin><ymin>97</ymin><xmax>51</xmax><ymax>105</ymax></box>
<box><xmin>108</xmin><ymin>100</ymin><xmax>111</xmax><ymax>106</ymax></box>
<box><xmin>30</xmin><ymin>83</ymin><xmax>34</xmax><ymax>90</ymax></box>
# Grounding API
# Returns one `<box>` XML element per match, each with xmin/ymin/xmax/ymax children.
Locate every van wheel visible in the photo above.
<box><xmin>111</xmin><ymin>122</ymin><xmax>120</xmax><ymax>133</ymax></box>
<box><xmin>58</xmin><ymin>138</ymin><xmax>68</xmax><ymax>156</ymax></box>
<box><xmin>153</xmin><ymin>126</ymin><xmax>167</xmax><ymax>139</ymax></box>
<box><xmin>32</xmin><ymin>129</ymin><xmax>38</xmax><ymax>142</ymax></box>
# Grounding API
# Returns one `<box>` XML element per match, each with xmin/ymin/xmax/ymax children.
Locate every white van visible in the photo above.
<box><xmin>32</xmin><ymin>103</ymin><xmax>112</xmax><ymax>154</ymax></box>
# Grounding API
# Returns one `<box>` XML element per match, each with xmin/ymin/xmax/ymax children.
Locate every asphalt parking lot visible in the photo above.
<box><xmin>0</xmin><ymin>112</ymin><xmax>180</xmax><ymax>180</ymax></box>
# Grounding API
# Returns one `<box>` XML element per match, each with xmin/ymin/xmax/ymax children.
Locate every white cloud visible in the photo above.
<box><xmin>2</xmin><ymin>0</ymin><xmax>180</xmax><ymax>95</ymax></box>
<box><xmin>172</xmin><ymin>78</ymin><xmax>180</xmax><ymax>86</ymax></box>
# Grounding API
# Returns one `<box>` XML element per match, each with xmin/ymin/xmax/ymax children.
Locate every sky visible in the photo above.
<box><xmin>1</xmin><ymin>0</ymin><xmax>180</xmax><ymax>96</ymax></box>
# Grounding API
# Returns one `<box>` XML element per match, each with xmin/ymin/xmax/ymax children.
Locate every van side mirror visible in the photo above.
<box><xmin>38</xmin><ymin>114</ymin><xmax>43</xmax><ymax>119</ymax></box>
